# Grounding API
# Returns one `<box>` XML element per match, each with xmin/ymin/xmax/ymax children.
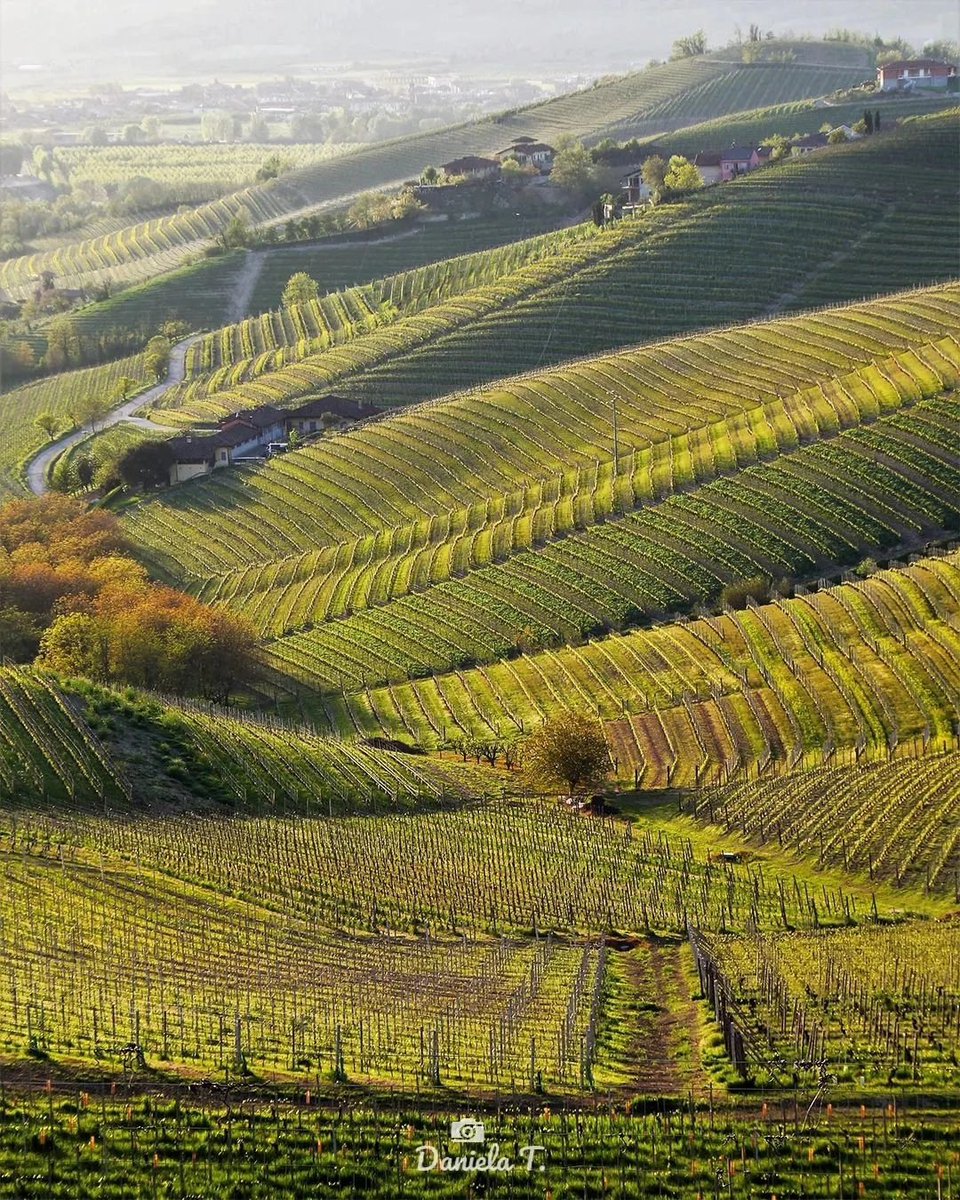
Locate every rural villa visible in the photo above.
<box><xmin>876</xmin><ymin>59</ymin><xmax>957</xmax><ymax>90</ymax></box>
<box><xmin>167</xmin><ymin>396</ymin><xmax>376</xmax><ymax>485</ymax></box>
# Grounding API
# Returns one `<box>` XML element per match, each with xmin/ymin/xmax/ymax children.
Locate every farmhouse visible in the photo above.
<box><xmin>877</xmin><ymin>59</ymin><xmax>957</xmax><ymax>91</ymax></box>
<box><xmin>440</xmin><ymin>155</ymin><xmax>501</xmax><ymax>180</ymax></box>
<box><xmin>167</xmin><ymin>404</ymin><xmax>286</xmax><ymax>484</ymax></box>
<box><xmin>719</xmin><ymin>146</ymin><xmax>760</xmax><ymax>180</ymax></box>
<box><xmin>692</xmin><ymin>150</ymin><xmax>723</xmax><ymax>185</ymax></box>
<box><xmin>791</xmin><ymin>132</ymin><xmax>830</xmax><ymax>156</ymax></box>
<box><xmin>284</xmin><ymin>395</ymin><xmax>377</xmax><ymax>435</ymax></box>
<box><xmin>620</xmin><ymin>169</ymin><xmax>651</xmax><ymax>205</ymax></box>
<box><xmin>496</xmin><ymin>140</ymin><xmax>555</xmax><ymax>171</ymax></box>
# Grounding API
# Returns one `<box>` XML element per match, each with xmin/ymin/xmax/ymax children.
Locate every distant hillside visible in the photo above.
<box><xmin>147</xmin><ymin>114</ymin><xmax>960</xmax><ymax>428</ymax></box>
<box><xmin>0</xmin><ymin>45</ymin><xmax>872</xmax><ymax>299</ymax></box>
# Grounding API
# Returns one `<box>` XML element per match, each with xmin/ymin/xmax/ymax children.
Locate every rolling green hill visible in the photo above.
<box><xmin>323</xmin><ymin>548</ymin><xmax>960</xmax><ymax>793</ymax></box>
<box><xmin>0</xmin><ymin>46</ymin><xmax>872</xmax><ymax>299</ymax></box>
<box><xmin>125</xmin><ymin>281</ymin><xmax>960</xmax><ymax>587</ymax></box>
<box><xmin>148</xmin><ymin>114</ymin><xmax>960</xmax><ymax>429</ymax></box>
<box><xmin>0</xmin><ymin>668</ymin><xmax>481</xmax><ymax>814</ymax></box>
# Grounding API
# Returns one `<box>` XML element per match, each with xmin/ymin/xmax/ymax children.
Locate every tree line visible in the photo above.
<box><xmin>0</xmin><ymin>496</ymin><xmax>257</xmax><ymax>703</ymax></box>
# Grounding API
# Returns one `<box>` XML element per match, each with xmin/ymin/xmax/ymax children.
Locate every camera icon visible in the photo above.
<box><xmin>450</xmin><ymin>1118</ymin><xmax>485</xmax><ymax>1144</ymax></box>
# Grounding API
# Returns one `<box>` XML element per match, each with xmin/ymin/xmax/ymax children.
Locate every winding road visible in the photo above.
<box><xmin>25</xmin><ymin>335</ymin><xmax>200</xmax><ymax>496</ymax></box>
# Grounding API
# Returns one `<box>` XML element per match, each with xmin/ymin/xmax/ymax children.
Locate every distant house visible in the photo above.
<box><xmin>692</xmin><ymin>150</ymin><xmax>723</xmax><ymax>185</ymax></box>
<box><xmin>167</xmin><ymin>404</ymin><xmax>286</xmax><ymax>485</ymax></box>
<box><xmin>829</xmin><ymin>124</ymin><xmax>863</xmax><ymax>141</ymax></box>
<box><xmin>167</xmin><ymin>435</ymin><xmax>218</xmax><ymax>485</ymax></box>
<box><xmin>791</xmin><ymin>132</ymin><xmax>831</xmax><ymax>156</ymax></box>
<box><xmin>440</xmin><ymin>155</ymin><xmax>501</xmax><ymax>180</ymax></box>
<box><xmin>219</xmin><ymin>405</ymin><xmax>286</xmax><ymax>452</ymax></box>
<box><xmin>284</xmin><ymin>395</ymin><xmax>377</xmax><ymax>436</ymax></box>
<box><xmin>496</xmin><ymin>139</ymin><xmax>555</xmax><ymax>171</ymax></box>
<box><xmin>877</xmin><ymin>59</ymin><xmax>957</xmax><ymax>91</ymax></box>
<box><xmin>719</xmin><ymin>146</ymin><xmax>761</xmax><ymax>181</ymax></box>
<box><xmin>620</xmin><ymin>169</ymin><xmax>651</xmax><ymax>205</ymax></box>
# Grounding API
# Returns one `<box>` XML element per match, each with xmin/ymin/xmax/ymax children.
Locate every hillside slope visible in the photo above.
<box><xmin>0</xmin><ymin>47</ymin><xmax>871</xmax><ymax>299</ymax></box>
<box><xmin>0</xmin><ymin>669</ymin><xmax>482</xmax><ymax>813</ymax></box>
<box><xmin>148</xmin><ymin>114</ymin><xmax>960</xmax><ymax>428</ymax></box>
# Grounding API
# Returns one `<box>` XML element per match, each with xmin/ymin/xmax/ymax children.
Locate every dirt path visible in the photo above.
<box><xmin>227</xmin><ymin>251</ymin><xmax>267</xmax><ymax>324</ymax></box>
<box><xmin>617</xmin><ymin>940</ymin><xmax>706</xmax><ymax>1096</ymax></box>
<box><xmin>764</xmin><ymin>201</ymin><xmax>897</xmax><ymax>316</ymax></box>
<box><xmin>25</xmin><ymin>335</ymin><xmax>199</xmax><ymax>496</ymax></box>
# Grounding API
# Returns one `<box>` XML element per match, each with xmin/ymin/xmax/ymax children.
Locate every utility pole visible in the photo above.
<box><xmin>611</xmin><ymin>392</ymin><xmax>620</xmax><ymax>478</ymax></box>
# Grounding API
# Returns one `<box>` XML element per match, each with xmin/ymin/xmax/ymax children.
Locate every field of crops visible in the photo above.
<box><xmin>147</xmin><ymin>114</ymin><xmax>960</xmax><ymax>428</ymax></box>
<box><xmin>0</xmin><ymin>770</ymin><xmax>936</xmax><ymax>1095</ymax></box>
<box><xmin>0</xmin><ymin>670</ymin><xmax>477</xmax><ymax>813</ymax></box>
<box><xmin>658</xmin><ymin>93</ymin><xmax>957</xmax><ymax>157</ymax></box>
<box><xmin>0</xmin><ymin>46</ymin><xmax>872</xmax><ymax>298</ymax></box>
<box><xmin>695</xmin><ymin>921</ymin><xmax>960</xmax><ymax>1087</ymax></box>
<box><xmin>0</xmin><ymin>354</ymin><xmax>147</xmax><ymax>497</ymax></box>
<box><xmin>5</xmin><ymin>1092</ymin><xmax>955</xmax><ymax>1199</ymax></box>
<box><xmin>688</xmin><ymin>754</ymin><xmax>960</xmax><ymax>895</ymax></box>
<box><xmin>181</xmin><ymin>221</ymin><xmax>619</xmax><ymax>389</ymax></box>
<box><xmin>128</xmin><ymin>276</ymin><xmax>960</xmax><ymax>573</ymax></box>
<box><xmin>317</xmin><ymin>549</ymin><xmax>960</xmax><ymax>790</ymax></box>
<box><xmin>51</xmin><ymin>142</ymin><xmax>357</xmax><ymax>201</ymax></box>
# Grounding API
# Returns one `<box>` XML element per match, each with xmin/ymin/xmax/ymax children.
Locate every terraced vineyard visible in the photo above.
<box><xmin>0</xmin><ymin>46</ymin><xmax>871</xmax><ymax>298</ymax></box>
<box><xmin>313</xmin><ymin>550</ymin><xmax>960</xmax><ymax>788</ymax></box>
<box><xmin>129</xmin><ymin>280</ymin><xmax>960</xmax><ymax>574</ymax></box>
<box><xmin>183</xmin><ymin>221</ymin><xmax>603</xmax><ymax>384</ymax></box>
<box><xmin>149</xmin><ymin>114</ymin><xmax>960</xmax><ymax>427</ymax></box>
<box><xmin>3</xmin><ymin>35</ymin><xmax>960</xmax><ymax>1185</ymax></box>
<box><xmin>0</xmin><ymin>353</ymin><xmax>147</xmax><ymax>497</ymax></box>
<box><xmin>689</xmin><ymin>753</ymin><xmax>960</xmax><ymax>893</ymax></box>
<box><xmin>660</xmin><ymin>93</ymin><xmax>957</xmax><ymax>156</ymax></box>
<box><xmin>0</xmin><ymin>786</ymin><xmax>932</xmax><ymax>1091</ymax></box>
<box><xmin>50</xmin><ymin>142</ymin><xmax>357</xmax><ymax>201</ymax></box>
<box><xmin>0</xmin><ymin>818</ymin><xmax>605</xmax><ymax>1091</ymax></box>
<box><xmin>695</xmin><ymin>922</ymin><xmax>960</xmax><ymax>1086</ymax></box>
<box><xmin>0</xmin><ymin>669</ymin><xmax>476</xmax><ymax>813</ymax></box>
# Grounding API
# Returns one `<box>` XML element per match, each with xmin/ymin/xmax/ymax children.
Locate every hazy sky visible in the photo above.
<box><xmin>1</xmin><ymin>0</ymin><xmax>957</xmax><ymax>80</ymax></box>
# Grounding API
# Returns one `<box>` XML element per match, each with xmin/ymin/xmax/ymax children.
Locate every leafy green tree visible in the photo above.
<box><xmin>550</xmin><ymin>137</ymin><xmax>595</xmax><ymax>198</ymax></box>
<box><xmin>255</xmin><ymin>153</ymin><xmax>288</xmax><ymax>181</ymax></box>
<box><xmin>671</xmin><ymin>29</ymin><xmax>707</xmax><ymax>59</ymax></box>
<box><xmin>391</xmin><ymin>188</ymin><xmax>424</xmax><ymax>220</ymax></box>
<box><xmin>522</xmin><ymin>711</ymin><xmax>611</xmax><ymax>796</ymax></box>
<box><xmin>248</xmin><ymin>114</ymin><xmax>270</xmax><ymax>143</ymax></box>
<box><xmin>70</xmin><ymin>391</ymin><xmax>111</xmax><ymax>431</ymax></box>
<box><xmin>420</xmin><ymin>165</ymin><xmax>439</xmax><ymax>184</ymax></box>
<box><xmin>281</xmin><ymin>272</ymin><xmax>320</xmax><ymax>308</ymax></box>
<box><xmin>74</xmin><ymin>455</ymin><xmax>96</xmax><ymax>489</ymax></box>
<box><xmin>0</xmin><ymin>606</ymin><xmax>40</xmax><ymax>663</ymax></box>
<box><xmin>122</xmin><ymin>124</ymin><xmax>145</xmax><ymax>144</ymax></box>
<box><xmin>141</xmin><ymin>117</ymin><xmax>161</xmax><ymax>142</ymax></box>
<box><xmin>922</xmin><ymin>40</ymin><xmax>959</xmax><ymax>62</ymax></box>
<box><xmin>113</xmin><ymin>375</ymin><xmax>138</xmax><ymax>401</ymax></box>
<box><xmin>640</xmin><ymin>154</ymin><xmax>668</xmax><ymax>201</ymax></box>
<box><xmin>115</xmin><ymin>439</ymin><xmax>175</xmax><ymax>490</ymax></box>
<box><xmin>200</xmin><ymin>110</ymin><xmax>235</xmax><ymax>142</ymax></box>
<box><xmin>144</xmin><ymin>335</ymin><xmax>171</xmax><ymax>381</ymax></box>
<box><xmin>34</xmin><ymin>412</ymin><xmax>59</xmax><ymax>440</ymax></box>
<box><xmin>664</xmin><ymin>155</ymin><xmax>703</xmax><ymax>194</ymax></box>
<box><xmin>828</xmin><ymin>128</ymin><xmax>848</xmax><ymax>144</ymax></box>
<box><xmin>761</xmin><ymin>134</ymin><xmax>790</xmax><ymax>161</ymax></box>
<box><xmin>217</xmin><ymin>211</ymin><xmax>252</xmax><ymax>249</ymax></box>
